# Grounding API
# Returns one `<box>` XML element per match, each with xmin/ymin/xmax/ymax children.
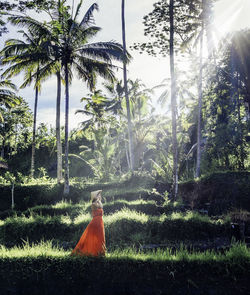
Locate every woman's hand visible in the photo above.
<box><xmin>92</xmin><ymin>198</ymin><xmax>103</xmax><ymax>209</ymax></box>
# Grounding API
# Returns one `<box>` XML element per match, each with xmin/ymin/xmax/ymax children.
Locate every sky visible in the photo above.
<box><xmin>1</xmin><ymin>0</ymin><xmax>250</xmax><ymax>130</ymax></box>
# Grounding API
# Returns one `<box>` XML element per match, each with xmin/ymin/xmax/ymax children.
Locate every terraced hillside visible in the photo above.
<box><xmin>0</xmin><ymin>178</ymin><xmax>250</xmax><ymax>294</ymax></box>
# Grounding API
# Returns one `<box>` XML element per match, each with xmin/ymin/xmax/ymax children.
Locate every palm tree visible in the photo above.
<box><xmin>50</xmin><ymin>1</ymin><xmax>125</xmax><ymax>194</ymax></box>
<box><xmin>0</xmin><ymin>78</ymin><xmax>19</xmax><ymax>122</ymax></box>
<box><xmin>127</xmin><ymin>79</ymin><xmax>154</xmax><ymax>170</ymax></box>
<box><xmin>0</xmin><ymin>77</ymin><xmax>20</xmax><ymax>159</ymax></box>
<box><xmin>183</xmin><ymin>0</ymin><xmax>215</xmax><ymax>178</ymax></box>
<box><xmin>3</xmin><ymin>2</ymin><xmax>126</xmax><ymax>191</ymax></box>
<box><xmin>0</xmin><ymin>29</ymin><xmax>52</xmax><ymax>177</ymax></box>
<box><xmin>1</xmin><ymin>14</ymin><xmax>63</xmax><ymax>182</ymax></box>
<box><xmin>76</xmin><ymin>90</ymin><xmax>114</xmax><ymax>128</ymax></box>
<box><xmin>121</xmin><ymin>0</ymin><xmax>134</xmax><ymax>171</ymax></box>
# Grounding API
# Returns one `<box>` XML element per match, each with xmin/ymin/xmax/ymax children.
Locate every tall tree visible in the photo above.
<box><xmin>0</xmin><ymin>29</ymin><xmax>50</xmax><ymax>177</ymax></box>
<box><xmin>56</xmin><ymin>71</ymin><xmax>63</xmax><ymax>182</ymax></box>
<box><xmin>49</xmin><ymin>1</ymin><xmax>125</xmax><ymax>194</ymax></box>
<box><xmin>125</xmin><ymin>79</ymin><xmax>154</xmax><ymax>169</ymax></box>
<box><xmin>169</xmin><ymin>0</ymin><xmax>178</xmax><ymax>199</ymax></box>
<box><xmin>5</xmin><ymin>12</ymin><xmax>64</xmax><ymax>182</ymax></box>
<box><xmin>121</xmin><ymin>0</ymin><xmax>134</xmax><ymax>171</ymax></box>
<box><xmin>2</xmin><ymin>2</ymin><xmax>126</xmax><ymax>189</ymax></box>
<box><xmin>195</xmin><ymin>0</ymin><xmax>205</xmax><ymax>178</ymax></box>
<box><xmin>201</xmin><ymin>31</ymin><xmax>250</xmax><ymax>171</ymax></box>
<box><xmin>192</xmin><ymin>0</ymin><xmax>215</xmax><ymax>178</ymax></box>
<box><xmin>133</xmin><ymin>0</ymin><xmax>202</xmax><ymax>198</ymax></box>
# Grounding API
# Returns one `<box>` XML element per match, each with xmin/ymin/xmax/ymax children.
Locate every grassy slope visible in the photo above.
<box><xmin>0</xmin><ymin>242</ymin><xmax>249</xmax><ymax>295</ymax></box>
<box><xmin>0</xmin><ymin>201</ymin><xmax>228</xmax><ymax>248</ymax></box>
<box><xmin>0</xmin><ymin>176</ymin><xmax>249</xmax><ymax>294</ymax></box>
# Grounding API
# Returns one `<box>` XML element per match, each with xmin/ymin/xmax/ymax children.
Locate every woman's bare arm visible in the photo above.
<box><xmin>91</xmin><ymin>199</ymin><xmax>103</xmax><ymax>210</ymax></box>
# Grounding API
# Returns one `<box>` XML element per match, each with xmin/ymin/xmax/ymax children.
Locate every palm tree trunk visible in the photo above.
<box><xmin>11</xmin><ymin>183</ymin><xmax>14</xmax><ymax>210</ymax></box>
<box><xmin>31</xmin><ymin>86</ymin><xmax>39</xmax><ymax>178</ymax></box>
<box><xmin>125</xmin><ymin>143</ymin><xmax>131</xmax><ymax>170</ymax></box>
<box><xmin>56</xmin><ymin>71</ymin><xmax>63</xmax><ymax>183</ymax></box>
<box><xmin>236</xmin><ymin>74</ymin><xmax>245</xmax><ymax>170</ymax></box>
<box><xmin>195</xmin><ymin>19</ymin><xmax>204</xmax><ymax>178</ymax></box>
<box><xmin>63</xmin><ymin>63</ymin><xmax>70</xmax><ymax>195</ymax></box>
<box><xmin>121</xmin><ymin>0</ymin><xmax>134</xmax><ymax>172</ymax></box>
<box><xmin>14</xmin><ymin>123</ymin><xmax>18</xmax><ymax>154</ymax></box>
<box><xmin>170</xmin><ymin>0</ymin><xmax>178</xmax><ymax>200</ymax></box>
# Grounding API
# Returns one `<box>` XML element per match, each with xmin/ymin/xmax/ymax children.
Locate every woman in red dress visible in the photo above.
<box><xmin>71</xmin><ymin>190</ymin><xmax>106</xmax><ymax>256</ymax></box>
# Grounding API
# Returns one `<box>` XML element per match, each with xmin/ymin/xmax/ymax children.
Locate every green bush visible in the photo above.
<box><xmin>0</xmin><ymin>183</ymin><xmax>65</xmax><ymax>211</ymax></box>
<box><xmin>178</xmin><ymin>171</ymin><xmax>250</xmax><ymax>214</ymax></box>
<box><xmin>0</xmin><ymin>174</ymin><xmax>154</xmax><ymax>212</ymax></box>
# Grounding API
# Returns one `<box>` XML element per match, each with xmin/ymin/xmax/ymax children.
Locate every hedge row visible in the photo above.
<box><xmin>0</xmin><ymin>183</ymin><xmax>152</xmax><ymax>212</ymax></box>
<box><xmin>0</xmin><ymin>200</ymin><xmax>164</xmax><ymax>220</ymax></box>
<box><xmin>179</xmin><ymin>172</ymin><xmax>250</xmax><ymax>214</ymax></box>
<box><xmin>0</xmin><ymin>213</ymin><xmax>228</xmax><ymax>248</ymax></box>
<box><xmin>155</xmin><ymin>171</ymin><xmax>250</xmax><ymax>214</ymax></box>
<box><xmin>1</xmin><ymin>171</ymin><xmax>249</xmax><ymax>214</ymax></box>
<box><xmin>0</xmin><ymin>256</ymin><xmax>249</xmax><ymax>295</ymax></box>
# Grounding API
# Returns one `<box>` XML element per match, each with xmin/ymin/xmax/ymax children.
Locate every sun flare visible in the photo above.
<box><xmin>213</xmin><ymin>0</ymin><xmax>248</xmax><ymax>42</ymax></box>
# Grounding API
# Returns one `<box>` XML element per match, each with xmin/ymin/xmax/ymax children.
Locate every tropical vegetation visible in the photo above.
<box><xmin>0</xmin><ymin>0</ymin><xmax>249</xmax><ymax>294</ymax></box>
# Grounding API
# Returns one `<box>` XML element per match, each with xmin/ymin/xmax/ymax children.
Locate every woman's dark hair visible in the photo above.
<box><xmin>92</xmin><ymin>196</ymin><xmax>98</xmax><ymax>203</ymax></box>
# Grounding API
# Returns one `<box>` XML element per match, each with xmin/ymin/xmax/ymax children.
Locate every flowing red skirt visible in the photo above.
<box><xmin>71</xmin><ymin>208</ymin><xmax>105</xmax><ymax>256</ymax></box>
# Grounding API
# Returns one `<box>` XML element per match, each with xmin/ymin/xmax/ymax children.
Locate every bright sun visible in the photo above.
<box><xmin>213</xmin><ymin>0</ymin><xmax>249</xmax><ymax>42</ymax></box>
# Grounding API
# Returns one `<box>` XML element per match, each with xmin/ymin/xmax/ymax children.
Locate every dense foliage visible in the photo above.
<box><xmin>0</xmin><ymin>0</ymin><xmax>249</xmax><ymax>187</ymax></box>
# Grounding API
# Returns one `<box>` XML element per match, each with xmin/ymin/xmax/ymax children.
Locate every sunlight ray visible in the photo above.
<box><xmin>213</xmin><ymin>0</ymin><xmax>244</xmax><ymax>42</ymax></box>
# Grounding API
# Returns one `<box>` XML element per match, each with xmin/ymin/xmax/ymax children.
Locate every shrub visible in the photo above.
<box><xmin>0</xmin><ymin>174</ymin><xmax>154</xmax><ymax>212</ymax></box>
<box><xmin>179</xmin><ymin>171</ymin><xmax>250</xmax><ymax>214</ymax></box>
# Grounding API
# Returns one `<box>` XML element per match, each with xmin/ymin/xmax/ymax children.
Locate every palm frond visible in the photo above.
<box><xmin>75</xmin><ymin>26</ymin><xmax>101</xmax><ymax>42</ymax></box>
<box><xmin>0</xmin><ymin>41</ymin><xmax>28</xmax><ymax>57</ymax></box>
<box><xmin>0</xmin><ymin>89</ymin><xmax>16</xmax><ymax>97</ymax></box>
<box><xmin>1</xmin><ymin>59</ymin><xmax>38</xmax><ymax>79</ymax></box>
<box><xmin>79</xmin><ymin>42</ymin><xmax>127</xmax><ymax>63</ymax></box>
<box><xmin>73</xmin><ymin>57</ymin><xmax>116</xmax><ymax>85</ymax></box>
<box><xmin>158</xmin><ymin>89</ymin><xmax>169</xmax><ymax>106</ymax></box>
<box><xmin>8</xmin><ymin>15</ymin><xmax>51</xmax><ymax>36</ymax></box>
<box><xmin>0</xmin><ymin>90</ymin><xmax>20</xmax><ymax>107</ymax></box>
<box><xmin>31</xmin><ymin>61</ymin><xmax>59</xmax><ymax>87</ymax></box>
<box><xmin>73</xmin><ymin>0</ymin><xmax>83</xmax><ymax>22</ymax></box>
<box><xmin>0</xmin><ymin>79</ymin><xmax>17</xmax><ymax>90</ymax></box>
<box><xmin>79</xmin><ymin>3</ymin><xmax>99</xmax><ymax>28</ymax></box>
<box><xmin>75</xmin><ymin>109</ymin><xmax>93</xmax><ymax>116</ymax></box>
<box><xmin>68</xmin><ymin>153</ymin><xmax>98</xmax><ymax>174</ymax></box>
<box><xmin>19</xmin><ymin>71</ymin><xmax>33</xmax><ymax>89</ymax></box>
<box><xmin>80</xmin><ymin>121</ymin><xmax>94</xmax><ymax>132</ymax></box>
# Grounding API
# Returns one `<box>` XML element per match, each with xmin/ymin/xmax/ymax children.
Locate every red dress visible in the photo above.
<box><xmin>71</xmin><ymin>208</ymin><xmax>106</xmax><ymax>256</ymax></box>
